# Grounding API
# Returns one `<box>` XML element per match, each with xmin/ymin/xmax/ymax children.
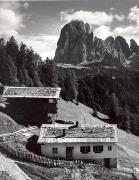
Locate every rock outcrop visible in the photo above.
<box><xmin>55</xmin><ymin>20</ymin><xmax>134</xmax><ymax>67</ymax></box>
<box><xmin>54</xmin><ymin>20</ymin><xmax>88</xmax><ymax>64</ymax></box>
<box><xmin>130</xmin><ymin>39</ymin><xmax>139</xmax><ymax>55</ymax></box>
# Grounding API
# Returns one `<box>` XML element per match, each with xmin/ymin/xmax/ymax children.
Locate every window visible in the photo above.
<box><xmin>80</xmin><ymin>146</ymin><xmax>90</xmax><ymax>154</ymax></box>
<box><xmin>108</xmin><ymin>146</ymin><xmax>112</xmax><ymax>151</ymax></box>
<box><xmin>52</xmin><ymin>147</ymin><xmax>58</xmax><ymax>154</ymax></box>
<box><xmin>49</xmin><ymin>99</ymin><xmax>54</xmax><ymax>103</ymax></box>
<box><xmin>93</xmin><ymin>146</ymin><xmax>103</xmax><ymax>153</ymax></box>
<box><xmin>48</xmin><ymin>113</ymin><xmax>53</xmax><ymax>117</ymax></box>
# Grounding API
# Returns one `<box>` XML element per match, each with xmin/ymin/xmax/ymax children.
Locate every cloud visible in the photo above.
<box><xmin>128</xmin><ymin>5</ymin><xmax>139</xmax><ymax>25</ymax></box>
<box><xmin>60</xmin><ymin>9</ymin><xmax>125</xmax><ymax>27</ymax></box>
<box><xmin>0</xmin><ymin>8</ymin><xmax>22</xmax><ymax>29</ymax></box>
<box><xmin>94</xmin><ymin>24</ymin><xmax>139</xmax><ymax>44</ymax></box>
<box><xmin>20</xmin><ymin>34</ymin><xmax>59</xmax><ymax>60</ymax></box>
<box><xmin>94</xmin><ymin>25</ymin><xmax>113</xmax><ymax>39</ymax></box>
<box><xmin>0</xmin><ymin>1</ymin><xmax>56</xmax><ymax>59</ymax></box>
<box><xmin>23</xmin><ymin>2</ymin><xmax>29</xmax><ymax>9</ymax></box>
<box><xmin>60</xmin><ymin>10</ymin><xmax>114</xmax><ymax>26</ymax></box>
<box><xmin>110</xmin><ymin>8</ymin><xmax>115</xmax><ymax>11</ymax></box>
<box><xmin>114</xmin><ymin>14</ymin><xmax>125</xmax><ymax>21</ymax></box>
<box><xmin>113</xmin><ymin>25</ymin><xmax>139</xmax><ymax>44</ymax></box>
<box><xmin>114</xmin><ymin>26</ymin><xmax>134</xmax><ymax>36</ymax></box>
<box><xmin>0</xmin><ymin>2</ymin><xmax>24</xmax><ymax>39</ymax></box>
<box><xmin>0</xmin><ymin>1</ymin><xmax>21</xmax><ymax>11</ymax></box>
<box><xmin>112</xmin><ymin>5</ymin><xmax>139</xmax><ymax>44</ymax></box>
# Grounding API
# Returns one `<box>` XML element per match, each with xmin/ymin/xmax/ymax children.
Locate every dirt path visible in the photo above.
<box><xmin>0</xmin><ymin>126</ymin><xmax>38</xmax><ymax>143</ymax></box>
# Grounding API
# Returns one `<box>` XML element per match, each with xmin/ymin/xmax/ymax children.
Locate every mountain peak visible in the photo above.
<box><xmin>54</xmin><ymin>20</ymin><xmax>138</xmax><ymax>67</ymax></box>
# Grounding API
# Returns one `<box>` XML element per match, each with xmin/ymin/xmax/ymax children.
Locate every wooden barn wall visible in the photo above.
<box><xmin>0</xmin><ymin>98</ymin><xmax>57</xmax><ymax>126</ymax></box>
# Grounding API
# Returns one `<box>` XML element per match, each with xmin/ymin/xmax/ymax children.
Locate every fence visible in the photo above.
<box><xmin>0</xmin><ymin>143</ymin><xmax>83</xmax><ymax>168</ymax></box>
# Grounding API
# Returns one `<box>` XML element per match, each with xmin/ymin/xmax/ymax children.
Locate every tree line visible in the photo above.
<box><xmin>0</xmin><ymin>36</ymin><xmax>42</xmax><ymax>86</ymax></box>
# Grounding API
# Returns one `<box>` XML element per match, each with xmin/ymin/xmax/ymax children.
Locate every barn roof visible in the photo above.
<box><xmin>2</xmin><ymin>86</ymin><xmax>61</xmax><ymax>99</ymax></box>
<box><xmin>38</xmin><ymin>124</ymin><xmax>117</xmax><ymax>144</ymax></box>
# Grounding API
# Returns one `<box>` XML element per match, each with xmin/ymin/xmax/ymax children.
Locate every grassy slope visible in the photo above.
<box><xmin>17</xmin><ymin>162</ymin><xmax>64</xmax><ymax>180</ymax></box>
<box><xmin>0</xmin><ymin>152</ymin><xmax>31</xmax><ymax>180</ymax></box>
<box><xmin>0</xmin><ymin>113</ymin><xmax>32</xmax><ymax>180</ymax></box>
<box><xmin>0</xmin><ymin>112</ymin><xmax>23</xmax><ymax>134</ymax></box>
<box><xmin>57</xmin><ymin>99</ymin><xmax>139</xmax><ymax>168</ymax></box>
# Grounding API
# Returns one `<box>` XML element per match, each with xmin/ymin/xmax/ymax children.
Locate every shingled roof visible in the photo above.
<box><xmin>2</xmin><ymin>86</ymin><xmax>61</xmax><ymax>99</ymax></box>
<box><xmin>38</xmin><ymin>124</ymin><xmax>117</xmax><ymax>144</ymax></box>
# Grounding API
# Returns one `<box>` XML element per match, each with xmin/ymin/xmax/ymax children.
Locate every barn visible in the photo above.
<box><xmin>1</xmin><ymin>86</ymin><xmax>61</xmax><ymax>126</ymax></box>
<box><xmin>38</xmin><ymin>123</ymin><xmax>118</xmax><ymax>168</ymax></box>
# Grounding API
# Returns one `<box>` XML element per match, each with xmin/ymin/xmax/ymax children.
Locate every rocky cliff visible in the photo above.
<box><xmin>54</xmin><ymin>20</ymin><xmax>138</xmax><ymax>67</ymax></box>
<box><xmin>54</xmin><ymin>20</ymin><xmax>88</xmax><ymax>64</ymax></box>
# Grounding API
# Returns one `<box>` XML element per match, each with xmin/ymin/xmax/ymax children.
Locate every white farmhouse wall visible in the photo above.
<box><xmin>41</xmin><ymin>142</ymin><xmax>117</xmax><ymax>160</ymax></box>
<box><xmin>41</xmin><ymin>143</ymin><xmax>66</xmax><ymax>159</ymax></box>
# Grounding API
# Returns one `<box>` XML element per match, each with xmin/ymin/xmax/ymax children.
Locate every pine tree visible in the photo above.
<box><xmin>92</xmin><ymin>103</ymin><xmax>98</xmax><ymax>117</ymax></box>
<box><xmin>0</xmin><ymin>38</ymin><xmax>5</xmax><ymax>47</ymax></box>
<box><xmin>77</xmin><ymin>79</ymin><xmax>87</xmax><ymax>105</ymax></box>
<box><xmin>26</xmin><ymin>48</ymin><xmax>43</xmax><ymax>86</ymax></box>
<box><xmin>18</xmin><ymin>42</ymin><xmax>27</xmax><ymax>67</ymax></box>
<box><xmin>64</xmin><ymin>69</ymin><xmax>78</xmax><ymax>101</ymax></box>
<box><xmin>41</xmin><ymin>60</ymin><xmax>58</xmax><ymax>87</ymax></box>
<box><xmin>122</xmin><ymin>105</ymin><xmax>131</xmax><ymax>132</ymax></box>
<box><xmin>0</xmin><ymin>41</ymin><xmax>18</xmax><ymax>85</ymax></box>
<box><xmin>6</xmin><ymin>36</ymin><xmax>19</xmax><ymax>65</ymax></box>
<box><xmin>109</xmin><ymin>93</ymin><xmax>120</xmax><ymax>124</ymax></box>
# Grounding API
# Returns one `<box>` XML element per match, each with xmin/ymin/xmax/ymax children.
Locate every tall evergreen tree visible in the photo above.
<box><xmin>109</xmin><ymin>93</ymin><xmax>120</xmax><ymax>124</ymax></box>
<box><xmin>64</xmin><ymin>69</ymin><xmax>78</xmax><ymax>101</ymax></box>
<box><xmin>26</xmin><ymin>48</ymin><xmax>43</xmax><ymax>86</ymax></box>
<box><xmin>0</xmin><ymin>38</ymin><xmax>5</xmax><ymax>47</ymax></box>
<box><xmin>6</xmin><ymin>36</ymin><xmax>19</xmax><ymax>65</ymax></box>
<box><xmin>40</xmin><ymin>60</ymin><xmax>58</xmax><ymax>87</ymax></box>
<box><xmin>18</xmin><ymin>42</ymin><xmax>27</xmax><ymax>68</ymax></box>
<box><xmin>0</xmin><ymin>41</ymin><xmax>18</xmax><ymax>85</ymax></box>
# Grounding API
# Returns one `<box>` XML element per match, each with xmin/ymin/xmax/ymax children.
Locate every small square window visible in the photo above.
<box><xmin>108</xmin><ymin>146</ymin><xmax>112</xmax><ymax>151</ymax></box>
<box><xmin>52</xmin><ymin>147</ymin><xmax>58</xmax><ymax>154</ymax></box>
<box><xmin>48</xmin><ymin>113</ymin><xmax>53</xmax><ymax>117</ymax></box>
<box><xmin>49</xmin><ymin>99</ymin><xmax>54</xmax><ymax>103</ymax></box>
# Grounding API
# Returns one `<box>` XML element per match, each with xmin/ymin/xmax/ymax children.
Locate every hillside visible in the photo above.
<box><xmin>57</xmin><ymin>99</ymin><xmax>139</xmax><ymax>168</ymax></box>
<box><xmin>0</xmin><ymin>152</ymin><xmax>31</xmax><ymax>180</ymax></box>
<box><xmin>0</xmin><ymin>99</ymin><xmax>138</xmax><ymax>179</ymax></box>
<box><xmin>0</xmin><ymin>112</ymin><xmax>23</xmax><ymax>134</ymax></box>
<box><xmin>0</xmin><ymin>113</ymin><xmax>31</xmax><ymax>180</ymax></box>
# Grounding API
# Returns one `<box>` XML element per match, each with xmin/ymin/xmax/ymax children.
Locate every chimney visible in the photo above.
<box><xmin>76</xmin><ymin>121</ymin><xmax>79</xmax><ymax>127</ymax></box>
<box><xmin>63</xmin><ymin>129</ymin><xmax>66</xmax><ymax>137</ymax></box>
<box><xmin>68</xmin><ymin>121</ymin><xmax>79</xmax><ymax>129</ymax></box>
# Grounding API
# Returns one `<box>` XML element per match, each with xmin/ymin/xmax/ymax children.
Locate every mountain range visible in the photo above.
<box><xmin>54</xmin><ymin>20</ymin><xmax>139</xmax><ymax>69</ymax></box>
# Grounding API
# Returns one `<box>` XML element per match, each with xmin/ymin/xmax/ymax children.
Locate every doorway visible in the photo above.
<box><xmin>104</xmin><ymin>158</ymin><xmax>110</xmax><ymax>168</ymax></box>
<box><xmin>66</xmin><ymin>147</ymin><xmax>73</xmax><ymax>160</ymax></box>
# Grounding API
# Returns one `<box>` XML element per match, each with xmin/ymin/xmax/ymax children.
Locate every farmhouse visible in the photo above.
<box><xmin>38</xmin><ymin>123</ymin><xmax>118</xmax><ymax>168</ymax></box>
<box><xmin>1</xmin><ymin>86</ymin><xmax>61</xmax><ymax>126</ymax></box>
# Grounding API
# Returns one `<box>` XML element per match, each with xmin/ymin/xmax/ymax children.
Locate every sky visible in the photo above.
<box><xmin>1</xmin><ymin>0</ymin><xmax>139</xmax><ymax>60</ymax></box>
